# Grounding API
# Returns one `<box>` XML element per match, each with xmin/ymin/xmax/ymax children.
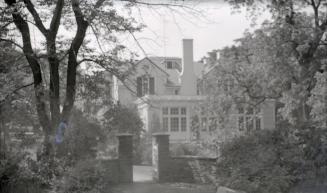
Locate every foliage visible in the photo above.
<box><xmin>55</xmin><ymin>109</ymin><xmax>104</xmax><ymax>164</ymax></box>
<box><xmin>225</xmin><ymin>0</ymin><xmax>327</xmax><ymax>125</ymax></box>
<box><xmin>103</xmin><ymin>104</ymin><xmax>143</xmax><ymax>134</ymax></box>
<box><xmin>307</xmin><ymin>70</ymin><xmax>327</xmax><ymax>128</ymax></box>
<box><xmin>134</xmin><ymin>137</ymin><xmax>152</xmax><ymax>164</ymax></box>
<box><xmin>0</xmin><ymin>0</ymin><xmax>142</xmax><ymax>160</ymax></box>
<box><xmin>0</xmin><ymin>151</ymin><xmax>51</xmax><ymax>193</ymax></box>
<box><xmin>58</xmin><ymin>159</ymin><xmax>110</xmax><ymax>193</ymax></box>
<box><xmin>217</xmin><ymin>128</ymin><xmax>303</xmax><ymax>193</ymax></box>
<box><xmin>170</xmin><ymin>143</ymin><xmax>217</xmax><ymax>157</ymax></box>
<box><xmin>217</xmin><ymin>122</ymin><xmax>327</xmax><ymax>193</ymax></box>
<box><xmin>103</xmin><ymin>104</ymin><xmax>144</xmax><ymax>163</ymax></box>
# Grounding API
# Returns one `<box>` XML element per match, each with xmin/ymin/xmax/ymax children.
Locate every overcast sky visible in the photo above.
<box><xmin>24</xmin><ymin>1</ymin><xmax>268</xmax><ymax>62</ymax></box>
<box><xmin>121</xmin><ymin>0</ymin><xmax>269</xmax><ymax>61</ymax></box>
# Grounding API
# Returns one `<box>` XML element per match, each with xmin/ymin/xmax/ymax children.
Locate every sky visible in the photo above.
<box><xmin>119</xmin><ymin>0</ymin><xmax>269</xmax><ymax>61</ymax></box>
<box><xmin>19</xmin><ymin>0</ymin><xmax>269</xmax><ymax>62</ymax></box>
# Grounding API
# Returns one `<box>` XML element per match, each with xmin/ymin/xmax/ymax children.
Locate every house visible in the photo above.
<box><xmin>113</xmin><ymin>39</ymin><xmax>276</xmax><ymax>142</ymax></box>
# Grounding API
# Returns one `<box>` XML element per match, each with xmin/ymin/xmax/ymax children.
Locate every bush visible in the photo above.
<box><xmin>58</xmin><ymin>159</ymin><xmax>110</xmax><ymax>193</ymax></box>
<box><xmin>170</xmin><ymin>142</ymin><xmax>217</xmax><ymax>157</ymax></box>
<box><xmin>217</xmin><ymin>128</ymin><xmax>303</xmax><ymax>193</ymax></box>
<box><xmin>134</xmin><ymin>135</ymin><xmax>152</xmax><ymax>165</ymax></box>
<box><xmin>0</xmin><ymin>153</ymin><xmax>45</xmax><ymax>193</ymax></box>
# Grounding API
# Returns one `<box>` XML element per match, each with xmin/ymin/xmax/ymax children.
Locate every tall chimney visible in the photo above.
<box><xmin>180</xmin><ymin>39</ymin><xmax>197</xmax><ymax>95</ymax></box>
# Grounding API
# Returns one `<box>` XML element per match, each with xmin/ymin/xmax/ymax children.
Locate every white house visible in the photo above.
<box><xmin>113</xmin><ymin>39</ymin><xmax>276</xmax><ymax>142</ymax></box>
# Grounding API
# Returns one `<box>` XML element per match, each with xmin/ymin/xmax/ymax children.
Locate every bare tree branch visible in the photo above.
<box><xmin>0</xmin><ymin>82</ymin><xmax>33</xmax><ymax>105</ymax></box>
<box><xmin>0</xmin><ymin>38</ymin><xmax>23</xmax><ymax>50</ymax></box>
<box><xmin>23</xmin><ymin>0</ymin><xmax>48</xmax><ymax>36</ymax></box>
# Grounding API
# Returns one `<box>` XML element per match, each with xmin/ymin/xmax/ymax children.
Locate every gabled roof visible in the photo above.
<box><xmin>135</xmin><ymin>57</ymin><xmax>170</xmax><ymax>76</ymax></box>
<box><xmin>136</xmin><ymin>56</ymin><xmax>206</xmax><ymax>86</ymax></box>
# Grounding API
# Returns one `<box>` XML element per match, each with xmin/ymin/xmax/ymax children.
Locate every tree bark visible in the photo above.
<box><xmin>10</xmin><ymin>11</ymin><xmax>53</xmax><ymax>156</ymax></box>
<box><xmin>61</xmin><ymin>0</ymin><xmax>89</xmax><ymax>121</ymax></box>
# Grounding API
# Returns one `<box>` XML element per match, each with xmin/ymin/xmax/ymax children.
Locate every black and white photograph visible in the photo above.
<box><xmin>0</xmin><ymin>0</ymin><xmax>326</xmax><ymax>193</ymax></box>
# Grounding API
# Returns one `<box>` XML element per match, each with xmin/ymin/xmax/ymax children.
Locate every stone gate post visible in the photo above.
<box><xmin>152</xmin><ymin>133</ymin><xmax>170</xmax><ymax>182</ymax></box>
<box><xmin>117</xmin><ymin>133</ymin><xmax>133</xmax><ymax>183</ymax></box>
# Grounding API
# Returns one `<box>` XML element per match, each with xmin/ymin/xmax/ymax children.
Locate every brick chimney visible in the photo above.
<box><xmin>180</xmin><ymin>39</ymin><xmax>197</xmax><ymax>95</ymax></box>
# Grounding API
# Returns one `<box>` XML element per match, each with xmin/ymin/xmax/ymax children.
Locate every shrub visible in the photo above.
<box><xmin>217</xmin><ymin>128</ymin><xmax>303</xmax><ymax>193</ymax></box>
<box><xmin>170</xmin><ymin>142</ymin><xmax>217</xmax><ymax>157</ymax></box>
<box><xmin>0</xmin><ymin>152</ymin><xmax>45</xmax><ymax>193</ymax></box>
<box><xmin>58</xmin><ymin>159</ymin><xmax>110</xmax><ymax>193</ymax></box>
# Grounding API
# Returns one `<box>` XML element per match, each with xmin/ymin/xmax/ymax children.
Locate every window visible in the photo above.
<box><xmin>137</xmin><ymin>76</ymin><xmax>155</xmax><ymax>97</ymax></box>
<box><xmin>199</xmin><ymin>106</ymin><xmax>218</xmax><ymax>132</ymax></box>
<box><xmin>166</xmin><ymin>61</ymin><xmax>173</xmax><ymax>69</ymax></box>
<box><xmin>209</xmin><ymin>117</ymin><xmax>217</xmax><ymax>131</ymax></box>
<box><xmin>201</xmin><ymin>117</ymin><xmax>207</xmax><ymax>131</ymax></box>
<box><xmin>181</xmin><ymin>117</ymin><xmax>187</xmax><ymax>131</ymax></box>
<box><xmin>162</xmin><ymin>107</ymin><xmax>187</xmax><ymax>132</ymax></box>
<box><xmin>217</xmin><ymin>78</ymin><xmax>235</xmax><ymax>92</ymax></box>
<box><xmin>181</xmin><ymin>107</ymin><xmax>186</xmax><ymax>115</ymax></box>
<box><xmin>170</xmin><ymin>117</ymin><xmax>179</xmax><ymax>131</ymax></box>
<box><xmin>162</xmin><ymin>117</ymin><xmax>168</xmax><ymax>131</ymax></box>
<box><xmin>162</xmin><ymin>107</ymin><xmax>168</xmax><ymax>115</ymax></box>
<box><xmin>237</xmin><ymin>106</ymin><xmax>262</xmax><ymax>131</ymax></box>
<box><xmin>170</xmin><ymin>107</ymin><xmax>179</xmax><ymax>115</ymax></box>
<box><xmin>238</xmin><ymin>116</ymin><xmax>244</xmax><ymax>131</ymax></box>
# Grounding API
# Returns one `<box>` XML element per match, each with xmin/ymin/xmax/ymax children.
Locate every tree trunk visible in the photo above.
<box><xmin>10</xmin><ymin>9</ymin><xmax>53</xmax><ymax>159</ymax></box>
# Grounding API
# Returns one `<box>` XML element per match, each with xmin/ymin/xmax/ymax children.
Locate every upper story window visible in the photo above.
<box><xmin>237</xmin><ymin>106</ymin><xmax>262</xmax><ymax>131</ymax></box>
<box><xmin>137</xmin><ymin>75</ymin><xmax>155</xmax><ymax>97</ymax></box>
<box><xmin>166</xmin><ymin>61</ymin><xmax>173</xmax><ymax>69</ymax></box>
<box><xmin>217</xmin><ymin>78</ymin><xmax>235</xmax><ymax>92</ymax></box>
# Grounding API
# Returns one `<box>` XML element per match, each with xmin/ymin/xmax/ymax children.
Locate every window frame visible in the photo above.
<box><xmin>237</xmin><ymin>106</ymin><xmax>262</xmax><ymax>131</ymax></box>
<box><xmin>161</xmin><ymin>107</ymin><xmax>187</xmax><ymax>132</ymax></box>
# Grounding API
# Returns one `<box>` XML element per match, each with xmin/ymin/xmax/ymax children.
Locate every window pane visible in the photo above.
<box><xmin>238</xmin><ymin>107</ymin><xmax>244</xmax><ymax>114</ymax></box>
<box><xmin>209</xmin><ymin>117</ymin><xmax>216</xmax><ymax>131</ymax></box>
<box><xmin>170</xmin><ymin>117</ymin><xmax>179</xmax><ymax>132</ymax></box>
<box><xmin>246</xmin><ymin>107</ymin><xmax>254</xmax><ymax>115</ymax></box>
<box><xmin>181</xmin><ymin>117</ymin><xmax>187</xmax><ymax>132</ymax></box>
<box><xmin>181</xmin><ymin>107</ymin><xmax>186</xmax><ymax>115</ymax></box>
<box><xmin>201</xmin><ymin>117</ymin><xmax>207</xmax><ymax>131</ymax></box>
<box><xmin>201</xmin><ymin>107</ymin><xmax>206</xmax><ymax>115</ymax></box>
<box><xmin>238</xmin><ymin>116</ymin><xmax>244</xmax><ymax>131</ymax></box>
<box><xmin>255</xmin><ymin>107</ymin><xmax>261</xmax><ymax>114</ymax></box>
<box><xmin>246</xmin><ymin>116</ymin><xmax>254</xmax><ymax>131</ymax></box>
<box><xmin>142</xmin><ymin>77</ymin><xmax>149</xmax><ymax>95</ymax></box>
<box><xmin>162</xmin><ymin>117</ymin><xmax>168</xmax><ymax>131</ymax></box>
<box><xmin>170</xmin><ymin>107</ymin><xmax>179</xmax><ymax>115</ymax></box>
<box><xmin>137</xmin><ymin>77</ymin><xmax>142</xmax><ymax>97</ymax></box>
<box><xmin>256</xmin><ymin>117</ymin><xmax>261</xmax><ymax>130</ymax></box>
<box><xmin>162</xmin><ymin>107</ymin><xmax>168</xmax><ymax>115</ymax></box>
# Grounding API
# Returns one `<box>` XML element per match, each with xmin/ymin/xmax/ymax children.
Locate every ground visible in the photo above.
<box><xmin>133</xmin><ymin>165</ymin><xmax>153</xmax><ymax>182</ymax></box>
<box><xmin>110</xmin><ymin>182</ymin><xmax>216</xmax><ymax>193</ymax></box>
<box><xmin>108</xmin><ymin>165</ymin><xmax>216</xmax><ymax>193</ymax></box>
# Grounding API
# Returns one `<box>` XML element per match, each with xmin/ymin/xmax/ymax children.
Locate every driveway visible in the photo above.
<box><xmin>133</xmin><ymin>165</ymin><xmax>153</xmax><ymax>182</ymax></box>
<box><xmin>110</xmin><ymin>165</ymin><xmax>216</xmax><ymax>193</ymax></box>
<box><xmin>110</xmin><ymin>182</ymin><xmax>216</xmax><ymax>193</ymax></box>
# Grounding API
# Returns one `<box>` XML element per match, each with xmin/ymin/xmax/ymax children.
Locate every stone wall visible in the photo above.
<box><xmin>168</xmin><ymin>156</ymin><xmax>217</xmax><ymax>184</ymax></box>
<box><xmin>98</xmin><ymin>134</ymin><xmax>133</xmax><ymax>184</ymax></box>
<box><xmin>152</xmin><ymin>133</ymin><xmax>217</xmax><ymax>184</ymax></box>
